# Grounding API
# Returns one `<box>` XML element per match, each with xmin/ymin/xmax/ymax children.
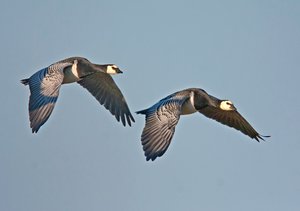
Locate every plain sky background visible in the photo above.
<box><xmin>1</xmin><ymin>0</ymin><xmax>299</xmax><ymax>211</ymax></box>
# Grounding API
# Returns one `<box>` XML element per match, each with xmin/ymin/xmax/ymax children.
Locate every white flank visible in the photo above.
<box><xmin>181</xmin><ymin>91</ymin><xmax>197</xmax><ymax>115</ymax></box>
<box><xmin>71</xmin><ymin>59</ymin><xmax>80</xmax><ymax>78</ymax></box>
<box><xmin>62</xmin><ymin>60</ymin><xmax>80</xmax><ymax>84</ymax></box>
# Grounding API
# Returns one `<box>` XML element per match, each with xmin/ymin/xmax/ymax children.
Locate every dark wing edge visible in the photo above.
<box><xmin>199</xmin><ymin>106</ymin><xmax>270</xmax><ymax>142</ymax></box>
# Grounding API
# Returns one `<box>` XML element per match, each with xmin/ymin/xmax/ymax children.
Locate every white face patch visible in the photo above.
<box><xmin>220</xmin><ymin>100</ymin><xmax>234</xmax><ymax>111</ymax></box>
<box><xmin>106</xmin><ymin>65</ymin><xmax>118</xmax><ymax>75</ymax></box>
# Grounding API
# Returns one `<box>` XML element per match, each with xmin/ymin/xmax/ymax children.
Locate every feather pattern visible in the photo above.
<box><xmin>77</xmin><ymin>72</ymin><xmax>135</xmax><ymax>126</ymax></box>
<box><xmin>24</xmin><ymin>62</ymin><xmax>72</xmax><ymax>132</ymax></box>
<box><xmin>137</xmin><ymin>93</ymin><xmax>190</xmax><ymax>161</ymax></box>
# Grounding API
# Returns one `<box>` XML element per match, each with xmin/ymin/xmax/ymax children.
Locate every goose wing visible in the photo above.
<box><xmin>199</xmin><ymin>106</ymin><xmax>268</xmax><ymax>141</ymax></box>
<box><xmin>22</xmin><ymin>62</ymin><xmax>72</xmax><ymax>133</ymax></box>
<box><xmin>137</xmin><ymin>94</ymin><xmax>190</xmax><ymax>161</ymax></box>
<box><xmin>77</xmin><ymin>72</ymin><xmax>135</xmax><ymax>126</ymax></box>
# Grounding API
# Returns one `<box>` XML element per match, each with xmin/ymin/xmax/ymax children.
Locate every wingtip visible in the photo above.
<box><xmin>31</xmin><ymin>122</ymin><xmax>43</xmax><ymax>133</ymax></box>
<box><xmin>127</xmin><ymin>113</ymin><xmax>135</xmax><ymax>126</ymax></box>
<box><xmin>31</xmin><ymin>128</ymin><xmax>39</xmax><ymax>133</ymax></box>
<box><xmin>145</xmin><ymin>156</ymin><xmax>156</xmax><ymax>161</ymax></box>
<box><xmin>256</xmin><ymin>134</ymin><xmax>271</xmax><ymax>142</ymax></box>
<box><xmin>144</xmin><ymin>150</ymin><xmax>162</xmax><ymax>161</ymax></box>
<box><xmin>120</xmin><ymin>113</ymin><xmax>135</xmax><ymax>127</ymax></box>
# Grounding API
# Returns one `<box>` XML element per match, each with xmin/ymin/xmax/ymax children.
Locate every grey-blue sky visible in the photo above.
<box><xmin>1</xmin><ymin>0</ymin><xmax>299</xmax><ymax>210</ymax></box>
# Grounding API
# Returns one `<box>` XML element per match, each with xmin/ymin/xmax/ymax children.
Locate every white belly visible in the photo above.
<box><xmin>181</xmin><ymin>94</ymin><xmax>197</xmax><ymax>115</ymax></box>
<box><xmin>62</xmin><ymin>61</ymin><xmax>80</xmax><ymax>84</ymax></box>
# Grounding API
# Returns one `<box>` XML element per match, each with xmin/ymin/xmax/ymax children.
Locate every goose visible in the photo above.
<box><xmin>21</xmin><ymin>56</ymin><xmax>135</xmax><ymax>133</ymax></box>
<box><xmin>136</xmin><ymin>88</ymin><xmax>269</xmax><ymax>161</ymax></box>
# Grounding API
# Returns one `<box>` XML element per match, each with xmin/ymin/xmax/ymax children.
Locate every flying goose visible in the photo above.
<box><xmin>136</xmin><ymin>88</ymin><xmax>269</xmax><ymax>161</ymax></box>
<box><xmin>21</xmin><ymin>56</ymin><xmax>135</xmax><ymax>133</ymax></box>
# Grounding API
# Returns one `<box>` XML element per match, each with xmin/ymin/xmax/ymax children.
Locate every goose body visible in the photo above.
<box><xmin>137</xmin><ymin>88</ymin><xmax>269</xmax><ymax>161</ymax></box>
<box><xmin>21</xmin><ymin>57</ymin><xmax>134</xmax><ymax>133</ymax></box>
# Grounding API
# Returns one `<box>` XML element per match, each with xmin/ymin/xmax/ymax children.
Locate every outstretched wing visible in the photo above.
<box><xmin>77</xmin><ymin>72</ymin><xmax>135</xmax><ymax>126</ymax></box>
<box><xmin>199</xmin><ymin>106</ymin><xmax>268</xmax><ymax>141</ymax></box>
<box><xmin>22</xmin><ymin>62</ymin><xmax>71</xmax><ymax>133</ymax></box>
<box><xmin>137</xmin><ymin>95</ymin><xmax>189</xmax><ymax>161</ymax></box>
